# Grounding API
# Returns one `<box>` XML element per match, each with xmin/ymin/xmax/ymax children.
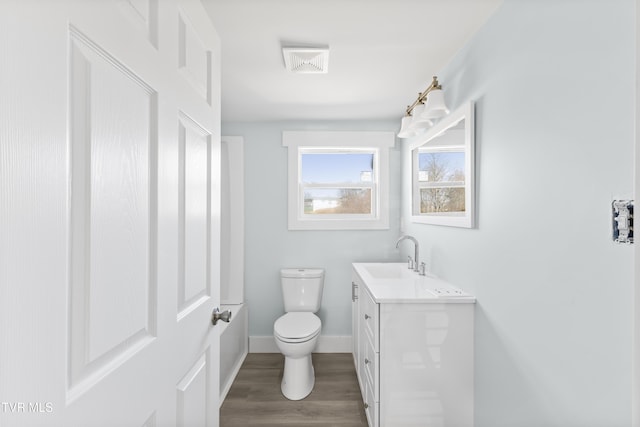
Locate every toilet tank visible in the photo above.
<box><xmin>281</xmin><ymin>268</ymin><xmax>324</xmax><ymax>312</ymax></box>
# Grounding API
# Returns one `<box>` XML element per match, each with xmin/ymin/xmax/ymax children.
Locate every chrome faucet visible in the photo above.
<box><xmin>395</xmin><ymin>235</ymin><xmax>419</xmax><ymax>273</ymax></box>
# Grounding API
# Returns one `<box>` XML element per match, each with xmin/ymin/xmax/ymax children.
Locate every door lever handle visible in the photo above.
<box><xmin>211</xmin><ymin>308</ymin><xmax>232</xmax><ymax>325</ymax></box>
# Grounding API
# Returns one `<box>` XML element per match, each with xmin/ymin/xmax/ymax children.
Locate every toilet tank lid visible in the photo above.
<box><xmin>281</xmin><ymin>268</ymin><xmax>324</xmax><ymax>278</ymax></box>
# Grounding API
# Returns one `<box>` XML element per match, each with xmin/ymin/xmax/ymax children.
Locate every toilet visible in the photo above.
<box><xmin>273</xmin><ymin>268</ymin><xmax>324</xmax><ymax>400</ymax></box>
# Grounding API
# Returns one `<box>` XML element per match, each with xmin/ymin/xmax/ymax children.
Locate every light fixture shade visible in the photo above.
<box><xmin>397</xmin><ymin>115</ymin><xmax>417</xmax><ymax>138</ymax></box>
<box><xmin>410</xmin><ymin>103</ymin><xmax>434</xmax><ymax>130</ymax></box>
<box><xmin>421</xmin><ymin>88</ymin><xmax>449</xmax><ymax>119</ymax></box>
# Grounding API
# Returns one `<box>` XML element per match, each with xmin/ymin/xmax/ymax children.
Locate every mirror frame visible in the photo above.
<box><xmin>409</xmin><ymin>101</ymin><xmax>475</xmax><ymax>228</ymax></box>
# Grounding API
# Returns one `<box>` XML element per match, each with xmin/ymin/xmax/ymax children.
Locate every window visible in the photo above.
<box><xmin>283</xmin><ymin>131</ymin><xmax>395</xmax><ymax>230</ymax></box>
<box><xmin>301</xmin><ymin>150</ymin><xmax>375</xmax><ymax>215</ymax></box>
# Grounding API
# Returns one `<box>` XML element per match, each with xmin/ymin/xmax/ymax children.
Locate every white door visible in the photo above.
<box><xmin>0</xmin><ymin>0</ymin><xmax>222</xmax><ymax>426</ymax></box>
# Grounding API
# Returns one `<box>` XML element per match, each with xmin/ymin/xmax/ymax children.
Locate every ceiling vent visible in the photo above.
<box><xmin>282</xmin><ymin>47</ymin><xmax>329</xmax><ymax>74</ymax></box>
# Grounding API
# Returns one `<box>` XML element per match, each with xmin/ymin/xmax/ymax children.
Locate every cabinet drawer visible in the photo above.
<box><xmin>363</xmin><ymin>372</ymin><xmax>378</xmax><ymax>427</ymax></box>
<box><xmin>362</xmin><ymin>335</ymin><xmax>379</xmax><ymax>402</ymax></box>
<box><xmin>361</xmin><ymin>288</ymin><xmax>379</xmax><ymax>352</ymax></box>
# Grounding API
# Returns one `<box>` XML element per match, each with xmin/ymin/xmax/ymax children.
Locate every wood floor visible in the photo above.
<box><xmin>220</xmin><ymin>353</ymin><xmax>368</xmax><ymax>426</ymax></box>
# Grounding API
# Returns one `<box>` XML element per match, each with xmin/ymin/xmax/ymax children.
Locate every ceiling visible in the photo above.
<box><xmin>202</xmin><ymin>0</ymin><xmax>503</xmax><ymax>122</ymax></box>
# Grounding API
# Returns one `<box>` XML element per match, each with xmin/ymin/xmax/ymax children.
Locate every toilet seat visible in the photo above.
<box><xmin>274</xmin><ymin>312</ymin><xmax>321</xmax><ymax>343</ymax></box>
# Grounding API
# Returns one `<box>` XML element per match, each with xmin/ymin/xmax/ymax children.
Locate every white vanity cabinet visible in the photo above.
<box><xmin>351</xmin><ymin>263</ymin><xmax>475</xmax><ymax>427</ymax></box>
<box><xmin>352</xmin><ymin>271</ymin><xmax>379</xmax><ymax>426</ymax></box>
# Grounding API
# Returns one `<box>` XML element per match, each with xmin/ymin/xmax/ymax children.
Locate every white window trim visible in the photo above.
<box><xmin>283</xmin><ymin>131</ymin><xmax>395</xmax><ymax>230</ymax></box>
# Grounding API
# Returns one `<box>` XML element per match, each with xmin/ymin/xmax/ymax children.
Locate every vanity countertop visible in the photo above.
<box><xmin>352</xmin><ymin>262</ymin><xmax>476</xmax><ymax>304</ymax></box>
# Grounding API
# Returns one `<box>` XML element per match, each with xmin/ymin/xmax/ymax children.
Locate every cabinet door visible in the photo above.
<box><xmin>379</xmin><ymin>303</ymin><xmax>474</xmax><ymax>427</ymax></box>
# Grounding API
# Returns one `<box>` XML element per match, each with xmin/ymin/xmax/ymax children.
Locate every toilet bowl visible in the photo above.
<box><xmin>274</xmin><ymin>268</ymin><xmax>324</xmax><ymax>400</ymax></box>
<box><xmin>274</xmin><ymin>312</ymin><xmax>321</xmax><ymax>400</ymax></box>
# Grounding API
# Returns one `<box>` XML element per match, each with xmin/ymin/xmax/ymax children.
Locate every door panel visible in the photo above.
<box><xmin>68</xmin><ymin>25</ymin><xmax>158</xmax><ymax>399</ymax></box>
<box><xmin>0</xmin><ymin>0</ymin><xmax>221</xmax><ymax>425</ymax></box>
<box><xmin>117</xmin><ymin>0</ymin><xmax>160</xmax><ymax>49</ymax></box>
<box><xmin>176</xmin><ymin>353</ymin><xmax>210</xmax><ymax>427</ymax></box>
<box><xmin>178</xmin><ymin>11</ymin><xmax>212</xmax><ymax>104</ymax></box>
<box><xmin>178</xmin><ymin>113</ymin><xmax>212</xmax><ymax>316</ymax></box>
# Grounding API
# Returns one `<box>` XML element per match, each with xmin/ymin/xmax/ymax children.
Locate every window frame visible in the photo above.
<box><xmin>283</xmin><ymin>131</ymin><xmax>395</xmax><ymax>230</ymax></box>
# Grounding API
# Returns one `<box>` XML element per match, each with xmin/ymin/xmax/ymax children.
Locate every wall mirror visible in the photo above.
<box><xmin>409</xmin><ymin>101</ymin><xmax>475</xmax><ymax>228</ymax></box>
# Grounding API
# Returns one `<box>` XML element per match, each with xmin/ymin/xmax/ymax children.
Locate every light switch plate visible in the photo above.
<box><xmin>612</xmin><ymin>200</ymin><xmax>634</xmax><ymax>244</ymax></box>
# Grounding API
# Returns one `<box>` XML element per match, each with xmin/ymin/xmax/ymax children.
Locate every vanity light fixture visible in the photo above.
<box><xmin>397</xmin><ymin>76</ymin><xmax>449</xmax><ymax>138</ymax></box>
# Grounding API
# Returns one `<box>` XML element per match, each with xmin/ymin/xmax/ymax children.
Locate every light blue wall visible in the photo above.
<box><xmin>221</xmin><ymin>121</ymin><xmax>402</xmax><ymax>337</ymax></box>
<box><xmin>400</xmin><ymin>0</ymin><xmax>635</xmax><ymax>426</ymax></box>
<box><xmin>223</xmin><ymin>0</ymin><xmax>635</xmax><ymax>424</ymax></box>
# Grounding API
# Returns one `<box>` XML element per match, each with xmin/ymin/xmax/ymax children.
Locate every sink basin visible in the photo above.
<box><xmin>363</xmin><ymin>262</ymin><xmax>435</xmax><ymax>280</ymax></box>
<box><xmin>363</xmin><ymin>263</ymin><xmax>413</xmax><ymax>279</ymax></box>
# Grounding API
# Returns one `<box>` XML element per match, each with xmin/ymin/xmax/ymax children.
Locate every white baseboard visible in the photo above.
<box><xmin>249</xmin><ymin>335</ymin><xmax>352</xmax><ymax>353</ymax></box>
